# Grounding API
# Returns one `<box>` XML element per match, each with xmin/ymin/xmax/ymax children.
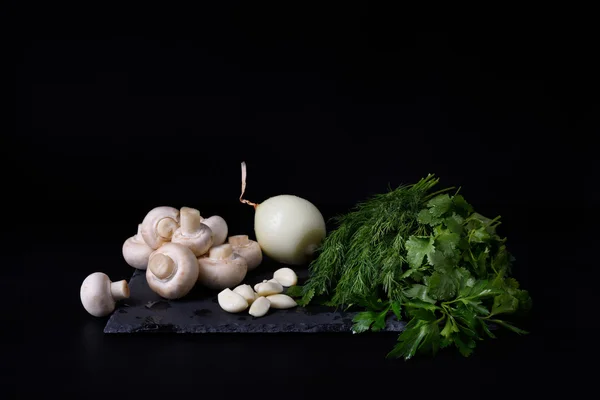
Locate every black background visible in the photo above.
<box><xmin>7</xmin><ymin>2</ymin><xmax>593</xmax><ymax>398</ymax></box>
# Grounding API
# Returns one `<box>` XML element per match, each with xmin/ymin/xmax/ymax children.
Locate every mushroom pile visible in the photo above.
<box><xmin>80</xmin><ymin>205</ymin><xmax>264</xmax><ymax>317</ymax></box>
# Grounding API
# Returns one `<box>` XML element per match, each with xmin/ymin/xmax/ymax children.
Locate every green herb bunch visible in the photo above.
<box><xmin>287</xmin><ymin>174</ymin><xmax>532</xmax><ymax>360</ymax></box>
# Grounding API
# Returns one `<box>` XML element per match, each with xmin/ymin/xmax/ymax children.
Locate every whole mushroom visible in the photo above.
<box><xmin>141</xmin><ymin>206</ymin><xmax>180</xmax><ymax>250</ymax></box>
<box><xmin>146</xmin><ymin>242</ymin><xmax>199</xmax><ymax>299</ymax></box>
<box><xmin>228</xmin><ymin>235</ymin><xmax>262</xmax><ymax>271</ymax></box>
<box><xmin>197</xmin><ymin>243</ymin><xmax>247</xmax><ymax>290</ymax></box>
<box><xmin>171</xmin><ymin>207</ymin><xmax>213</xmax><ymax>256</ymax></box>
<box><xmin>122</xmin><ymin>224</ymin><xmax>154</xmax><ymax>269</ymax></box>
<box><xmin>80</xmin><ymin>272</ymin><xmax>130</xmax><ymax>317</ymax></box>
<box><xmin>201</xmin><ymin>215</ymin><xmax>228</xmax><ymax>246</ymax></box>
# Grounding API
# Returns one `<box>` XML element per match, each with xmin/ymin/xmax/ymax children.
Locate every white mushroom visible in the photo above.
<box><xmin>228</xmin><ymin>235</ymin><xmax>262</xmax><ymax>271</ymax></box>
<box><xmin>146</xmin><ymin>242</ymin><xmax>199</xmax><ymax>299</ymax></box>
<box><xmin>273</xmin><ymin>267</ymin><xmax>298</xmax><ymax>287</ymax></box>
<box><xmin>141</xmin><ymin>206</ymin><xmax>180</xmax><ymax>249</ymax></box>
<box><xmin>266</xmin><ymin>294</ymin><xmax>297</xmax><ymax>309</ymax></box>
<box><xmin>171</xmin><ymin>207</ymin><xmax>213</xmax><ymax>256</ymax></box>
<box><xmin>122</xmin><ymin>224</ymin><xmax>154</xmax><ymax>269</ymax></box>
<box><xmin>249</xmin><ymin>296</ymin><xmax>271</xmax><ymax>317</ymax></box>
<box><xmin>201</xmin><ymin>215</ymin><xmax>228</xmax><ymax>246</ymax></box>
<box><xmin>233</xmin><ymin>284</ymin><xmax>258</xmax><ymax>305</ymax></box>
<box><xmin>255</xmin><ymin>280</ymin><xmax>283</xmax><ymax>296</ymax></box>
<box><xmin>218</xmin><ymin>288</ymin><xmax>249</xmax><ymax>313</ymax></box>
<box><xmin>197</xmin><ymin>244</ymin><xmax>247</xmax><ymax>290</ymax></box>
<box><xmin>80</xmin><ymin>272</ymin><xmax>130</xmax><ymax>317</ymax></box>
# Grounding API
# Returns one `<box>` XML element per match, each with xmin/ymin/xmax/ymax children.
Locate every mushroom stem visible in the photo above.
<box><xmin>180</xmin><ymin>207</ymin><xmax>202</xmax><ymax>235</ymax></box>
<box><xmin>149</xmin><ymin>253</ymin><xmax>176</xmax><ymax>280</ymax></box>
<box><xmin>157</xmin><ymin>218</ymin><xmax>178</xmax><ymax>239</ymax></box>
<box><xmin>209</xmin><ymin>243</ymin><xmax>234</xmax><ymax>260</ymax></box>
<box><xmin>110</xmin><ymin>280</ymin><xmax>130</xmax><ymax>301</ymax></box>
<box><xmin>135</xmin><ymin>223</ymin><xmax>143</xmax><ymax>239</ymax></box>
<box><xmin>228</xmin><ymin>235</ymin><xmax>250</xmax><ymax>247</ymax></box>
<box><xmin>240</xmin><ymin>161</ymin><xmax>258</xmax><ymax>210</ymax></box>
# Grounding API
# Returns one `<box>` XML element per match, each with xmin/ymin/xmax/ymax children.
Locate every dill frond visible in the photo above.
<box><xmin>301</xmin><ymin>174</ymin><xmax>443</xmax><ymax>307</ymax></box>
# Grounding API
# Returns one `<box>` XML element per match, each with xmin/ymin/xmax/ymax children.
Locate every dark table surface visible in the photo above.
<box><xmin>9</xmin><ymin>5</ymin><xmax>592</xmax><ymax>397</ymax></box>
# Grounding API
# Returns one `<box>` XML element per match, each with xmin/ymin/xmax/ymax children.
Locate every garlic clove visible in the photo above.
<box><xmin>266</xmin><ymin>294</ymin><xmax>297</xmax><ymax>309</ymax></box>
<box><xmin>218</xmin><ymin>288</ymin><xmax>249</xmax><ymax>313</ymax></box>
<box><xmin>249</xmin><ymin>296</ymin><xmax>271</xmax><ymax>317</ymax></box>
<box><xmin>273</xmin><ymin>267</ymin><xmax>298</xmax><ymax>287</ymax></box>
<box><xmin>256</xmin><ymin>280</ymin><xmax>283</xmax><ymax>296</ymax></box>
<box><xmin>254</xmin><ymin>280</ymin><xmax>268</xmax><ymax>292</ymax></box>
<box><xmin>233</xmin><ymin>284</ymin><xmax>257</xmax><ymax>305</ymax></box>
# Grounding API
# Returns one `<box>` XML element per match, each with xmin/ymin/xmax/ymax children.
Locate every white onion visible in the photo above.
<box><xmin>239</xmin><ymin>162</ymin><xmax>326</xmax><ymax>265</ymax></box>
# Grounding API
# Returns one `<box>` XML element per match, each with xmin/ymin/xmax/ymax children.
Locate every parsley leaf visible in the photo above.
<box><xmin>427</xmin><ymin>271</ymin><xmax>457</xmax><ymax>301</ymax></box>
<box><xmin>453</xmin><ymin>333</ymin><xmax>476</xmax><ymax>357</ymax></box>
<box><xmin>452</xmin><ymin>194</ymin><xmax>473</xmax><ymax>216</ymax></box>
<box><xmin>405</xmin><ymin>236</ymin><xmax>435</xmax><ymax>269</ymax></box>
<box><xmin>285</xmin><ymin>285</ymin><xmax>304</xmax><ymax>298</ymax></box>
<box><xmin>352</xmin><ymin>311</ymin><xmax>378</xmax><ymax>333</ymax></box>
<box><xmin>435</xmin><ymin>229</ymin><xmax>461</xmax><ymax>256</ymax></box>
<box><xmin>440</xmin><ymin>317</ymin><xmax>460</xmax><ymax>338</ymax></box>
<box><xmin>391</xmin><ymin>301</ymin><xmax>402</xmax><ymax>320</ymax></box>
<box><xmin>444</xmin><ymin>213</ymin><xmax>465</xmax><ymax>235</ymax></box>
<box><xmin>427</xmin><ymin>194</ymin><xmax>453</xmax><ymax>217</ymax></box>
<box><xmin>417</xmin><ymin>209</ymin><xmax>433</xmax><ymax>225</ymax></box>
<box><xmin>387</xmin><ymin>318</ymin><xmax>440</xmax><ymax>360</ymax></box>
<box><xmin>428</xmin><ymin>249</ymin><xmax>455</xmax><ymax>271</ymax></box>
<box><xmin>352</xmin><ymin>307</ymin><xmax>390</xmax><ymax>333</ymax></box>
<box><xmin>490</xmin><ymin>293</ymin><xmax>519</xmax><ymax>316</ymax></box>
<box><xmin>403</xmin><ymin>284</ymin><xmax>436</xmax><ymax>304</ymax></box>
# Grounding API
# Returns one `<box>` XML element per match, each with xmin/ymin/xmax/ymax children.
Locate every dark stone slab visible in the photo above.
<box><xmin>104</xmin><ymin>265</ymin><xmax>406</xmax><ymax>334</ymax></box>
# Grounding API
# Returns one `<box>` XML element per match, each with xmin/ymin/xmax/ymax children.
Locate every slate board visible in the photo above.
<box><xmin>104</xmin><ymin>263</ymin><xmax>406</xmax><ymax>334</ymax></box>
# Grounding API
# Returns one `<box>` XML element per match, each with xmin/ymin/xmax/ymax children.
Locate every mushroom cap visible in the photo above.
<box><xmin>141</xmin><ymin>206</ymin><xmax>180</xmax><ymax>250</ymax></box>
<box><xmin>122</xmin><ymin>229</ymin><xmax>154</xmax><ymax>269</ymax></box>
<box><xmin>229</xmin><ymin>236</ymin><xmax>262</xmax><ymax>271</ymax></box>
<box><xmin>201</xmin><ymin>215</ymin><xmax>228</xmax><ymax>246</ymax></box>
<box><xmin>146</xmin><ymin>242</ymin><xmax>199</xmax><ymax>299</ymax></box>
<box><xmin>172</xmin><ymin>223</ymin><xmax>213</xmax><ymax>257</ymax></box>
<box><xmin>197</xmin><ymin>244</ymin><xmax>248</xmax><ymax>290</ymax></box>
<box><xmin>80</xmin><ymin>272</ymin><xmax>130</xmax><ymax>317</ymax></box>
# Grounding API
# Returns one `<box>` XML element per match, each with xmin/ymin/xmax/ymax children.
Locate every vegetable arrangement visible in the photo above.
<box><xmin>288</xmin><ymin>174</ymin><xmax>532</xmax><ymax>360</ymax></box>
<box><xmin>81</xmin><ymin>163</ymin><xmax>531</xmax><ymax>362</ymax></box>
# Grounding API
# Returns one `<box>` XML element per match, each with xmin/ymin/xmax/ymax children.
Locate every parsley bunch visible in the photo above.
<box><xmin>287</xmin><ymin>174</ymin><xmax>532</xmax><ymax>360</ymax></box>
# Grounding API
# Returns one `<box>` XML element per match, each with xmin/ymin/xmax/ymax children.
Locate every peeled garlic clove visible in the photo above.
<box><xmin>218</xmin><ymin>288</ymin><xmax>248</xmax><ymax>313</ymax></box>
<box><xmin>256</xmin><ymin>280</ymin><xmax>283</xmax><ymax>296</ymax></box>
<box><xmin>254</xmin><ymin>280</ymin><xmax>268</xmax><ymax>292</ymax></box>
<box><xmin>266</xmin><ymin>294</ymin><xmax>297</xmax><ymax>309</ymax></box>
<box><xmin>233</xmin><ymin>284</ymin><xmax>257</xmax><ymax>305</ymax></box>
<box><xmin>273</xmin><ymin>268</ymin><xmax>298</xmax><ymax>287</ymax></box>
<box><xmin>249</xmin><ymin>296</ymin><xmax>270</xmax><ymax>317</ymax></box>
